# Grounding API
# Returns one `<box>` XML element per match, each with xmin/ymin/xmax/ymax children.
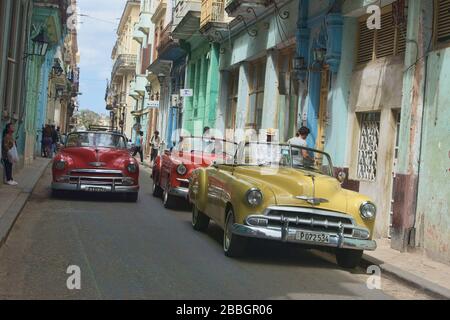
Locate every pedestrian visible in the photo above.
<box><xmin>288</xmin><ymin>126</ymin><xmax>312</xmax><ymax>166</ymax></box>
<box><xmin>40</xmin><ymin>125</ymin><xmax>46</xmax><ymax>157</ymax></box>
<box><xmin>43</xmin><ymin>125</ymin><xmax>53</xmax><ymax>158</ymax></box>
<box><xmin>1</xmin><ymin>123</ymin><xmax>18</xmax><ymax>186</ymax></box>
<box><xmin>133</xmin><ymin>131</ymin><xmax>144</xmax><ymax>163</ymax></box>
<box><xmin>51</xmin><ymin>125</ymin><xmax>58</xmax><ymax>156</ymax></box>
<box><xmin>150</xmin><ymin>130</ymin><xmax>161</xmax><ymax>164</ymax></box>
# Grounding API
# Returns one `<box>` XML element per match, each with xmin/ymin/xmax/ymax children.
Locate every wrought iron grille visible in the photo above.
<box><xmin>357</xmin><ymin>112</ymin><xmax>381</xmax><ymax>181</ymax></box>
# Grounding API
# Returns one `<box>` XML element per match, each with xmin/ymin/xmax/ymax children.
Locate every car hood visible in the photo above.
<box><xmin>61</xmin><ymin>147</ymin><xmax>131</xmax><ymax>169</ymax></box>
<box><xmin>233</xmin><ymin>166</ymin><xmax>348</xmax><ymax>213</ymax></box>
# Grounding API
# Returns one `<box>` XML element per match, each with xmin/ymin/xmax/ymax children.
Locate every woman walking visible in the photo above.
<box><xmin>2</xmin><ymin>123</ymin><xmax>18</xmax><ymax>186</ymax></box>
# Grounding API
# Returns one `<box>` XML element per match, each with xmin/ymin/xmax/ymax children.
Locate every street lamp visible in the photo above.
<box><xmin>24</xmin><ymin>30</ymin><xmax>49</xmax><ymax>59</ymax></box>
<box><xmin>157</xmin><ymin>73</ymin><xmax>166</xmax><ymax>84</ymax></box>
<box><xmin>145</xmin><ymin>83</ymin><xmax>152</xmax><ymax>95</ymax></box>
<box><xmin>313</xmin><ymin>47</ymin><xmax>327</xmax><ymax>64</ymax></box>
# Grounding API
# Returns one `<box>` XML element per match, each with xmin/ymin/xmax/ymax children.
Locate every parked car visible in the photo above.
<box><xmin>189</xmin><ymin>141</ymin><xmax>377</xmax><ymax>268</ymax></box>
<box><xmin>52</xmin><ymin>131</ymin><xmax>140</xmax><ymax>202</ymax></box>
<box><xmin>152</xmin><ymin>136</ymin><xmax>235</xmax><ymax>209</ymax></box>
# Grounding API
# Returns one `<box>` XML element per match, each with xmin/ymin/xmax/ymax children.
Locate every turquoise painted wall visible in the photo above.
<box><xmin>183</xmin><ymin>42</ymin><xmax>219</xmax><ymax>135</ymax></box>
<box><xmin>415</xmin><ymin>48</ymin><xmax>450</xmax><ymax>263</ymax></box>
<box><xmin>324</xmin><ymin>17</ymin><xmax>358</xmax><ymax>167</ymax></box>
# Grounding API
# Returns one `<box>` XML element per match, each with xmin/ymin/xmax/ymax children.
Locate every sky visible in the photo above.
<box><xmin>77</xmin><ymin>0</ymin><xmax>126</xmax><ymax>115</ymax></box>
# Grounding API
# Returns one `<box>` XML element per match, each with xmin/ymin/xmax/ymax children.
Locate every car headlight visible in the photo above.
<box><xmin>127</xmin><ymin>163</ymin><xmax>138</xmax><ymax>173</ymax></box>
<box><xmin>246</xmin><ymin>188</ymin><xmax>263</xmax><ymax>207</ymax></box>
<box><xmin>176</xmin><ymin>163</ymin><xmax>187</xmax><ymax>176</ymax></box>
<box><xmin>54</xmin><ymin>160</ymin><xmax>66</xmax><ymax>170</ymax></box>
<box><xmin>360</xmin><ymin>202</ymin><xmax>377</xmax><ymax>220</ymax></box>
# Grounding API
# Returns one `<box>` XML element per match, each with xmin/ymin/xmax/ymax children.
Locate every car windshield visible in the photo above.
<box><xmin>235</xmin><ymin>142</ymin><xmax>334</xmax><ymax>176</ymax></box>
<box><xmin>65</xmin><ymin>132</ymin><xmax>127</xmax><ymax>149</ymax></box>
<box><xmin>173</xmin><ymin>137</ymin><xmax>237</xmax><ymax>157</ymax></box>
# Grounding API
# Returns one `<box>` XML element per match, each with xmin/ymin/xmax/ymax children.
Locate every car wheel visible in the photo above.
<box><xmin>192</xmin><ymin>204</ymin><xmax>209</xmax><ymax>231</ymax></box>
<box><xmin>223</xmin><ymin>208</ymin><xmax>247</xmax><ymax>258</ymax></box>
<box><xmin>152</xmin><ymin>180</ymin><xmax>163</xmax><ymax>198</ymax></box>
<box><xmin>162</xmin><ymin>185</ymin><xmax>176</xmax><ymax>209</ymax></box>
<box><xmin>52</xmin><ymin>189</ymin><xmax>64</xmax><ymax>198</ymax></box>
<box><xmin>126</xmin><ymin>193</ymin><xmax>138</xmax><ymax>203</ymax></box>
<box><xmin>336</xmin><ymin>249</ymin><xmax>363</xmax><ymax>269</ymax></box>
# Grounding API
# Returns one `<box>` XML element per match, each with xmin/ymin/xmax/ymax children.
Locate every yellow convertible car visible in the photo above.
<box><xmin>188</xmin><ymin>141</ymin><xmax>377</xmax><ymax>269</ymax></box>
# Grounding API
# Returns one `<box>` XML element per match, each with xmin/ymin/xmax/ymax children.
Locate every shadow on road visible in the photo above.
<box><xmin>191</xmin><ymin>221</ymin><xmax>366</xmax><ymax>275</ymax></box>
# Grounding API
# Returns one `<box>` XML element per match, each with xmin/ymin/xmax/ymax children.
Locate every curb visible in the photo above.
<box><xmin>0</xmin><ymin>159</ymin><xmax>50</xmax><ymax>248</ymax></box>
<box><xmin>361</xmin><ymin>254</ymin><xmax>450</xmax><ymax>299</ymax></box>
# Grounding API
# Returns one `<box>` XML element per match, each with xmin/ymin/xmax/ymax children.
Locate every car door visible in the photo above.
<box><xmin>205</xmin><ymin>163</ymin><xmax>234</xmax><ymax>225</ymax></box>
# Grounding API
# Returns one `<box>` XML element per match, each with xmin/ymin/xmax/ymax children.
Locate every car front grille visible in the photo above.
<box><xmin>264</xmin><ymin>207</ymin><xmax>354</xmax><ymax>236</ymax></box>
<box><xmin>68</xmin><ymin>169</ymin><xmax>125</xmax><ymax>186</ymax></box>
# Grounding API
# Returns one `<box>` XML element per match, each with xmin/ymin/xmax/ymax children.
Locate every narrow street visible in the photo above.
<box><xmin>0</xmin><ymin>165</ymin><xmax>433</xmax><ymax>300</ymax></box>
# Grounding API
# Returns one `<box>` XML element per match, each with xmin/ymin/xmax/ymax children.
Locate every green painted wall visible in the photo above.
<box><xmin>182</xmin><ymin>42</ymin><xmax>220</xmax><ymax>135</ymax></box>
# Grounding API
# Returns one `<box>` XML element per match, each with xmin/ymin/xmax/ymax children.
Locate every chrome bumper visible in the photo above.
<box><xmin>231</xmin><ymin>223</ymin><xmax>377</xmax><ymax>251</ymax></box>
<box><xmin>169</xmin><ymin>186</ymin><xmax>189</xmax><ymax>199</ymax></box>
<box><xmin>52</xmin><ymin>182</ymin><xmax>139</xmax><ymax>193</ymax></box>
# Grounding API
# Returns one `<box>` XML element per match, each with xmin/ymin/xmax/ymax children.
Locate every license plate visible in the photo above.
<box><xmin>86</xmin><ymin>187</ymin><xmax>108</xmax><ymax>192</ymax></box>
<box><xmin>295</xmin><ymin>231</ymin><xmax>330</xmax><ymax>243</ymax></box>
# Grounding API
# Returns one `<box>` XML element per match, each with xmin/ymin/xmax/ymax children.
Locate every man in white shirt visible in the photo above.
<box><xmin>288</xmin><ymin>126</ymin><xmax>312</xmax><ymax>166</ymax></box>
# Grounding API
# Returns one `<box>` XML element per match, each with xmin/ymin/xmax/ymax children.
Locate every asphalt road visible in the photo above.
<box><xmin>0</xmin><ymin>166</ymin><xmax>432</xmax><ymax>300</ymax></box>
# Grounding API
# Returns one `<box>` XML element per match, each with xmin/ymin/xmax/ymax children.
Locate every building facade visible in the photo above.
<box><xmin>1</xmin><ymin>0</ymin><xmax>79</xmax><ymax>170</ymax></box>
<box><xmin>107</xmin><ymin>0</ymin><xmax>140</xmax><ymax>139</ymax></box>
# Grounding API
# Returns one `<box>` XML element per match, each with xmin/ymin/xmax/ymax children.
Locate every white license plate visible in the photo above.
<box><xmin>86</xmin><ymin>187</ymin><xmax>108</xmax><ymax>192</ymax></box>
<box><xmin>295</xmin><ymin>231</ymin><xmax>330</xmax><ymax>243</ymax></box>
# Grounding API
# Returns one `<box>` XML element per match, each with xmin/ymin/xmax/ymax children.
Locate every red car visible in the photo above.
<box><xmin>151</xmin><ymin>136</ymin><xmax>235</xmax><ymax>208</ymax></box>
<box><xmin>52</xmin><ymin>131</ymin><xmax>140</xmax><ymax>202</ymax></box>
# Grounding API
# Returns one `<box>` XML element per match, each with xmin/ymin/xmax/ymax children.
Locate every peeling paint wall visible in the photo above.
<box><xmin>415</xmin><ymin>49</ymin><xmax>450</xmax><ymax>265</ymax></box>
<box><xmin>346</xmin><ymin>57</ymin><xmax>404</xmax><ymax>238</ymax></box>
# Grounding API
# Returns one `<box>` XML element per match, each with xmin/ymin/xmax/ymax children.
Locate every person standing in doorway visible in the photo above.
<box><xmin>2</xmin><ymin>123</ymin><xmax>18</xmax><ymax>186</ymax></box>
<box><xmin>133</xmin><ymin>131</ymin><xmax>144</xmax><ymax>163</ymax></box>
<box><xmin>150</xmin><ymin>131</ymin><xmax>161</xmax><ymax>164</ymax></box>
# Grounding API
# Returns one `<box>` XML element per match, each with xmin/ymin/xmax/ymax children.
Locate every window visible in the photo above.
<box><xmin>357</xmin><ymin>4</ymin><xmax>407</xmax><ymax>64</ymax></box>
<box><xmin>436</xmin><ymin>0</ymin><xmax>450</xmax><ymax>46</ymax></box>
<box><xmin>357</xmin><ymin>112</ymin><xmax>381</xmax><ymax>181</ymax></box>
<box><xmin>226</xmin><ymin>69</ymin><xmax>238</xmax><ymax>129</ymax></box>
<box><xmin>247</xmin><ymin>59</ymin><xmax>266</xmax><ymax>129</ymax></box>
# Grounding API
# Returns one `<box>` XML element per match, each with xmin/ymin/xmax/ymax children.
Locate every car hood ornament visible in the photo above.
<box><xmin>296</xmin><ymin>173</ymin><xmax>329</xmax><ymax>205</ymax></box>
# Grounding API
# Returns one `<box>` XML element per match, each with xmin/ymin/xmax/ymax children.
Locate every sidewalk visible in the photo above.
<box><xmin>362</xmin><ymin>238</ymin><xmax>450</xmax><ymax>299</ymax></box>
<box><xmin>0</xmin><ymin>157</ymin><xmax>50</xmax><ymax>247</ymax></box>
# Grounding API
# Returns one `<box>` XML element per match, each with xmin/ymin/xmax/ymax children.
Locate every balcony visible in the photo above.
<box><xmin>134</xmin><ymin>74</ymin><xmax>148</xmax><ymax>97</ymax></box>
<box><xmin>137</xmin><ymin>12</ymin><xmax>152</xmax><ymax>34</ymax></box>
<box><xmin>225</xmin><ymin>0</ymin><xmax>269</xmax><ymax>17</ymax></box>
<box><xmin>112</xmin><ymin>54</ymin><xmax>137</xmax><ymax>80</ymax></box>
<box><xmin>172</xmin><ymin>0</ymin><xmax>202</xmax><ymax>40</ymax></box>
<box><xmin>157</xmin><ymin>23</ymin><xmax>180</xmax><ymax>58</ymax></box>
<box><xmin>133</xmin><ymin>23</ymin><xmax>145</xmax><ymax>44</ymax></box>
<box><xmin>129</xmin><ymin>80</ymin><xmax>140</xmax><ymax>100</ymax></box>
<box><xmin>200</xmin><ymin>0</ymin><xmax>229</xmax><ymax>35</ymax></box>
<box><xmin>151</xmin><ymin>0</ymin><xmax>167</xmax><ymax>24</ymax></box>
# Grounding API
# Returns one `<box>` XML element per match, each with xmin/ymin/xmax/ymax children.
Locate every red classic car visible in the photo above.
<box><xmin>151</xmin><ymin>136</ymin><xmax>235</xmax><ymax>208</ymax></box>
<box><xmin>52</xmin><ymin>131</ymin><xmax>140</xmax><ymax>202</ymax></box>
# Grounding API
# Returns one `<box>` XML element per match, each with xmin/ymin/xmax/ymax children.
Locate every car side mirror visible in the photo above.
<box><xmin>212</xmin><ymin>160</ymin><xmax>219</xmax><ymax>169</ymax></box>
<box><xmin>337</xmin><ymin>171</ymin><xmax>347</xmax><ymax>184</ymax></box>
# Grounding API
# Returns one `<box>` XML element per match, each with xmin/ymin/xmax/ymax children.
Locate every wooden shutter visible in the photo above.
<box><xmin>437</xmin><ymin>0</ymin><xmax>450</xmax><ymax>44</ymax></box>
<box><xmin>357</xmin><ymin>19</ymin><xmax>375</xmax><ymax>64</ymax></box>
<box><xmin>376</xmin><ymin>11</ymin><xmax>396</xmax><ymax>58</ymax></box>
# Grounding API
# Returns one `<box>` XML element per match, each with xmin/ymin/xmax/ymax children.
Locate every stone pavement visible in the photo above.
<box><xmin>363</xmin><ymin>238</ymin><xmax>450</xmax><ymax>299</ymax></box>
<box><xmin>0</xmin><ymin>157</ymin><xmax>51</xmax><ymax>247</ymax></box>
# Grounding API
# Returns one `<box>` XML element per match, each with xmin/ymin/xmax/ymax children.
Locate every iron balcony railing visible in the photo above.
<box><xmin>200</xmin><ymin>0</ymin><xmax>226</xmax><ymax>28</ymax></box>
<box><xmin>112</xmin><ymin>54</ymin><xmax>137</xmax><ymax>77</ymax></box>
